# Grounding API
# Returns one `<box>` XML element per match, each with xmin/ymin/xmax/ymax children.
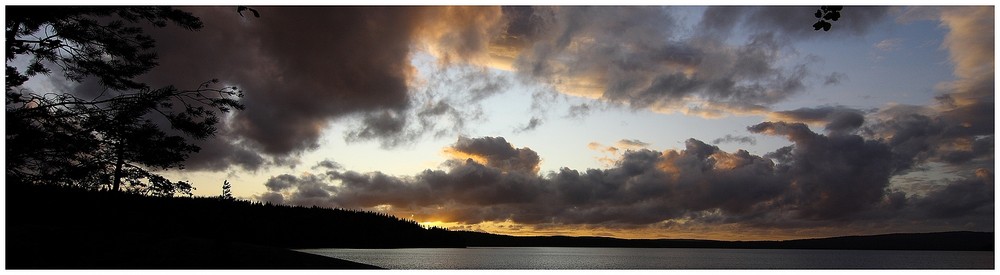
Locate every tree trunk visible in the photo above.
<box><xmin>112</xmin><ymin>143</ymin><xmax>124</xmax><ymax>192</ymax></box>
<box><xmin>6</xmin><ymin>20</ymin><xmax>20</xmax><ymax>45</ymax></box>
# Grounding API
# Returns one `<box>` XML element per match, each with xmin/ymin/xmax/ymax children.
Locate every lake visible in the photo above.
<box><xmin>298</xmin><ymin>247</ymin><xmax>993</xmax><ymax>269</ymax></box>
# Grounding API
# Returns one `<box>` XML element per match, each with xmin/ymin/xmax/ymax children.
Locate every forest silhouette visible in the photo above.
<box><xmin>7</xmin><ymin>183</ymin><xmax>992</xmax><ymax>268</ymax></box>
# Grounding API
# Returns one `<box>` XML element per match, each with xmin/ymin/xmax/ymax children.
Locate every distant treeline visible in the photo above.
<box><xmin>455</xmin><ymin>231</ymin><xmax>994</xmax><ymax>251</ymax></box>
<box><xmin>7</xmin><ymin>183</ymin><xmax>993</xmax><ymax>252</ymax></box>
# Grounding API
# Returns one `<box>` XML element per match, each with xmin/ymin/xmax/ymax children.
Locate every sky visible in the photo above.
<box><xmin>19</xmin><ymin>6</ymin><xmax>995</xmax><ymax>240</ymax></box>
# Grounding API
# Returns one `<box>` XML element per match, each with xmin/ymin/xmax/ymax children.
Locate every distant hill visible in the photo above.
<box><xmin>6</xmin><ymin>183</ymin><xmax>993</xmax><ymax>268</ymax></box>
<box><xmin>455</xmin><ymin>231</ymin><xmax>994</xmax><ymax>251</ymax></box>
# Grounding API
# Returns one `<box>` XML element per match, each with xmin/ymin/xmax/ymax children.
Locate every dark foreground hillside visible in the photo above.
<box><xmin>8</xmin><ymin>224</ymin><xmax>380</xmax><ymax>269</ymax></box>
<box><xmin>6</xmin><ymin>183</ymin><xmax>461</xmax><ymax>269</ymax></box>
<box><xmin>7</xmin><ymin>183</ymin><xmax>462</xmax><ymax>249</ymax></box>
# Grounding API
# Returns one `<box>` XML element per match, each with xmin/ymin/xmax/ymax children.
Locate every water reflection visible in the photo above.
<box><xmin>298</xmin><ymin>247</ymin><xmax>994</xmax><ymax>269</ymax></box>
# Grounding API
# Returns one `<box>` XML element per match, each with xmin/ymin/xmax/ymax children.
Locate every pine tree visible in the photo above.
<box><xmin>6</xmin><ymin>7</ymin><xmax>243</xmax><ymax>196</ymax></box>
<box><xmin>221</xmin><ymin>180</ymin><xmax>234</xmax><ymax>200</ymax></box>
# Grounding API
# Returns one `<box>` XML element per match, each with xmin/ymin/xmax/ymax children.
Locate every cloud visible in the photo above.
<box><xmin>912</xmin><ymin>168</ymin><xmax>994</xmax><ymax>219</ymax></box>
<box><xmin>413</xmin><ymin>6</ymin><xmax>506</xmax><ymax>67</ymax></box>
<box><xmin>254</xmin><ymin>126</ymin><xmax>989</xmax><ymax>232</ymax></box>
<box><xmin>587</xmin><ymin>139</ymin><xmax>651</xmax><ymax>166</ymax></box>
<box><xmin>841</xmin><ymin>9</ymin><xmax>993</xmax><ymax>181</ymax></box>
<box><xmin>515</xmin><ymin>117</ymin><xmax>543</xmax><ymax>133</ymax></box>
<box><xmin>121</xmin><ymin>7</ymin><xmax>897</xmax><ymax>172</ymax></box>
<box><xmin>565</xmin><ymin>103</ymin><xmax>592</xmax><ymax>118</ymax></box>
<box><xmin>747</xmin><ymin>122</ymin><xmax>896</xmax><ymax>219</ymax></box>
<box><xmin>345</xmin><ymin>110</ymin><xmax>408</xmax><ymax>145</ymax></box>
<box><xmin>711</xmin><ymin>134</ymin><xmax>757</xmax><ymax>146</ymax></box>
<box><xmin>863</xmin><ymin>105</ymin><xmax>993</xmax><ymax>172</ymax></box>
<box><xmin>348</xmin><ymin>62</ymin><xmax>518</xmax><ymax>149</ymax></box>
<box><xmin>235</xmin><ymin>6</ymin><xmax>989</xmax><ymax>237</ymax></box>
<box><xmin>937</xmin><ymin>7</ymin><xmax>994</xmax><ymax>107</ymax></box>
<box><xmin>697</xmin><ymin>7</ymin><xmax>890</xmax><ymax>39</ymax></box>
<box><xmin>133</xmin><ymin>7</ymin><xmax>513</xmax><ymax>167</ymax></box>
<box><xmin>263</xmin><ymin>174</ymin><xmax>299</xmax><ymax>192</ymax></box>
<box><xmin>741</xmin><ymin>6</ymin><xmax>891</xmax><ymax>37</ymax></box>
<box><xmin>136</xmin><ymin>7</ymin><xmax>414</xmax><ymax>158</ymax></box>
<box><xmin>313</xmin><ymin>159</ymin><xmax>343</xmax><ymax>171</ymax></box>
<box><xmin>445</xmin><ymin>136</ymin><xmax>541</xmax><ymax>174</ymax></box>
<box><xmin>183</xmin><ymin>139</ymin><xmax>267</xmax><ymax>171</ymax></box>
<box><xmin>615</xmin><ymin>139</ymin><xmax>649</xmax><ymax>149</ymax></box>
<box><xmin>768</xmin><ymin>106</ymin><xmax>868</xmax><ymax>134</ymax></box>
<box><xmin>874</xmin><ymin>38</ymin><xmax>903</xmax><ymax>51</ymax></box>
<box><xmin>859</xmin><ymin>8</ymin><xmax>993</xmax><ymax>172</ymax></box>
<box><xmin>490</xmin><ymin>7</ymin><xmax>866</xmax><ymax>117</ymax></box>
<box><xmin>823</xmin><ymin>72</ymin><xmax>847</xmax><ymax>86</ymax></box>
<box><xmin>35</xmin><ymin>7</ymin><xmax>904</xmax><ymax>174</ymax></box>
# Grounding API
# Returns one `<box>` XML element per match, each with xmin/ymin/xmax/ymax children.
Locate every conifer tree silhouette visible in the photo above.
<box><xmin>7</xmin><ymin>7</ymin><xmax>243</xmax><ymax>196</ymax></box>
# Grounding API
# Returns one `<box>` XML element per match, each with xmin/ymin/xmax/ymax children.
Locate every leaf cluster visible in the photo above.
<box><xmin>7</xmin><ymin>7</ymin><xmax>202</xmax><ymax>90</ymax></box>
<box><xmin>812</xmin><ymin>6</ymin><xmax>843</xmax><ymax>32</ymax></box>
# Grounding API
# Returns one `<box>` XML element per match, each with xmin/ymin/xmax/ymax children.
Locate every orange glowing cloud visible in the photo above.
<box><xmin>442</xmin><ymin>136</ymin><xmax>541</xmax><ymax>174</ymax></box>
<box><xmin>936</xmin><ymin>7</ymin><xmax>993</xmax><ymax>108</ymax></box>
<box><xmin>442</xmin><ymin>147</ymin><xmax>491</xmax><ymax>166</ymax></box>
<box><xmin>412</xmin><ymin>6</ymin><xmax>518</xmax><ymax>70</ymax></box>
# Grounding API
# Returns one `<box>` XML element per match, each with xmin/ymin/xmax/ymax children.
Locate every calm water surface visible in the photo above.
<box><xmin>298</xmin><ymin>247</ymin><xmax>993</xmax><ymax>269</ymax></box>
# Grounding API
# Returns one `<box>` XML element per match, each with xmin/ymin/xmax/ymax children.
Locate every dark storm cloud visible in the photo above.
<box><xmin>747</xmin><ymin>121</ymin><xmax>895</xmax><ymax>219</ymax></box>
<box><xmin>697</xmin><ymin>6</ymin><xmax>744</xmax><ymax>35</ymax></box>
<box><xmin>940</xmin><ymin>136</ymin><xmax>993</xmax><ymax>165</ymax></box>
<box><xmin>256</xmin><ymin>125</ymin><xmax>989</xmax><ymax>230</ymax></box>
<box><xmin>865</xmin><ymin>109</ymin><xmax>941</xmax><ymax>170</ymax></box>
<box><xmin>259</xmin><ymin>173</ymin><xmax>336</xmax><ymax>207</ymax></box>
<box><xmin>136</xmin><ymin>7</ymin><xmax>417</xmax><ymax>163</ymax></box>
<box><xmin>181</xmin><ymin>137</ymin><xmax>267</xmax><ymax>171</ymax></box>
<box><xmin>136</xmin><ymin>7</ymin><xmax>512</xmax><ymax>168</ymax></box>
<box><xmin>259</xmin><ymin>138</ymin><xmax>781</xmax><ymax>225</ymax></box>
<box><xmin>912</xmin><ymin>169</ymin><xmax>994</xmax><ymax>219</ymax></box>
<box><xmin>263</xmin><ymin>174</ymin><xmax>298</xmax><ymax>192</ymax></box>
<box><xmin>448</xmin><ymin>136</ymin><xmax>541</xmax><ymax>174</ymax></box>
<box><xmin>770</xmin><ymin>106</ymin><xmax>867</xmax><ymax>134</ymax></box>
<box><xmin>711</xmin><ymin>134</ymin><xmax>757</xmax><ymax>146</ymax></box>
<box><xmin>851</xmin><ymin>168</ymin><xmax>996</xmax><ymax>233</ymax></box>
<box><xmin>344</xmin><ymin>110</ymin><xmax>411</xmax><ymax>148</ymax></box>
<box><xmin>937</xmin><ymin>100</ymin><xmax>994</xmax><ymax>139</ymax></box>
<box><xmin>225</xmin><ymin>7</ymin><xmax>419</xmax><ymax>155</ymax></box>
<box><xmin>864</xmin><ymin>102</ymin><xmax>994</xmax><ymax>171</ymax></box>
